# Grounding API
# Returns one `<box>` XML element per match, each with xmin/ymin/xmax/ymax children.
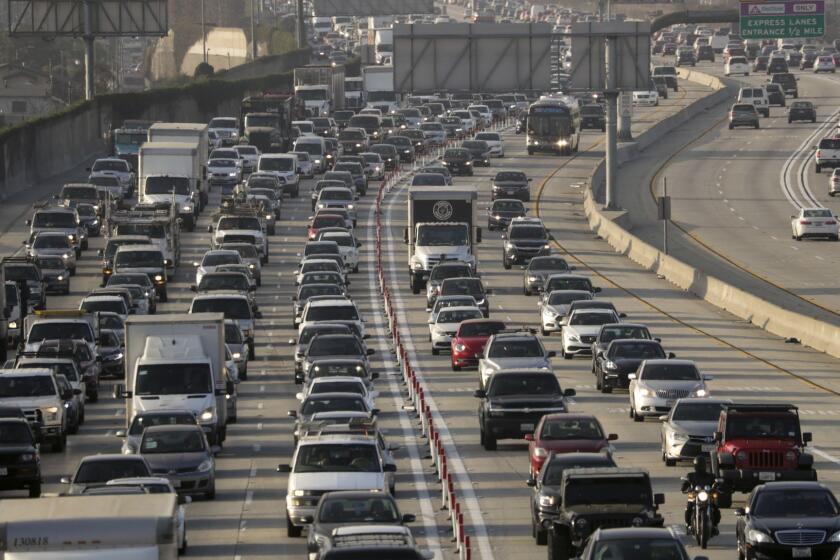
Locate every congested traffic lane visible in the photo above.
<box><xmin>379</xmin><ymin>78</ymin><xmax>840</xmax><ymax>560</ymax></box>
<box><xmin>0</xmin><ymin>161</ymin><xmax>455</xmax><ymax>558</ymax></box>
<box><xmin>621</xmin><ymin>54</ymin><xmax>840</xmax><ymax>324</ymax></box>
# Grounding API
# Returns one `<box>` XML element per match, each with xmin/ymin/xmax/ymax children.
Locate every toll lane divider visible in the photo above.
<box><xmin>374</xmin><ymin>113</ymin><xmax>515</xmax><ymax>560</ymax></box>
<box><xmin>585</xmin><ymin>68</ymin><xmax>840</xmax><ymax>367</ymax></box>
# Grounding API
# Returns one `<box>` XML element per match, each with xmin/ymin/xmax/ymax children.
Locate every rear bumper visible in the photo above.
<box><xmin>722</xmin><ymin>467</ymin><xmax>817</xmax><ymax>491</ymax></box>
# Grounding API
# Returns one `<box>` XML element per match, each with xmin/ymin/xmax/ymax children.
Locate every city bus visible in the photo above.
<box><xmin>524</xmin><ymin>97</ymin><xmax>581</xmax><ymax>156</ymax></box>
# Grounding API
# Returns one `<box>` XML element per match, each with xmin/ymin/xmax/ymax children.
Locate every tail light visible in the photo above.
<box><xmin>826</xmin><ymin>220</ymin><xmax>837</xmax><ymax>225</ymax></box>
<box><xmin>816</xmin><ymin>150</ymin><xmax>822</xmax><ymax>158</ymax></box>
<box><xmin>800</xmin><ymin>220</ymin><xmax>812</xmax><ymax>225</ymax></box>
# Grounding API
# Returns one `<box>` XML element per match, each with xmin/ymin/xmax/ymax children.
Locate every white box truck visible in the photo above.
<box><xmin>404</xmin><ymin>186</ymin><xmax>480</xmax><ymax>293</ymax></box>
<box><xmin>138</xmin><ymin>142</ymin><xmax>200</xmax><ymax>231</ymax></box>
<box><xmin>115</xmin><ymin>313</ymin><xmax>228</xmax><ymax>445</ymax></box>
<box><xmin>374</xmin><ymin>28</ymin><xmax>393</xmax><ymax>64</ymax></box>
<box><xmin>0</xmin><ymin>494</ymin><xmax>179</xmax><ymax>560</ymax></box>
<box><xmin>293</xmin><ymin>66</ymin><xmax>345</xmax><ymax>117</ymax></box>
<box><xmin>363</xmin><ymin>65</ymin><xmax>399</xmax><ymax>114</ymax></box>
<box><xmin>147</xmin><ymin>123</ymin><xmax>209</xmax><ymax>209</ymax></box>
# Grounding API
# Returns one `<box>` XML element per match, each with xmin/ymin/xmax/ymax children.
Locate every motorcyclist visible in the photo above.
<box><xmin>682</xmin><ymin>456</ymin><xmax>721</xmax><ymax>534</ymax></box>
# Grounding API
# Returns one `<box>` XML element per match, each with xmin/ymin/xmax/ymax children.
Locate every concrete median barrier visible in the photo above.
<box><xmin>585</xmin><ymin>68</ymin><xmax>840</xmax><ymax>359</ymax></box>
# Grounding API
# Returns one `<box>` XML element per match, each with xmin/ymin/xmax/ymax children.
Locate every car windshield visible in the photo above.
<box><xmin>318</xmin><ymin>496</ymin><xmax>399</xmax><ymax>523</ymax></box>
<box><xmin>259</xmin><ymin>157</ymin><xmax>294</xmax><ymax>172</ymax></box>
<box><xmin>565</xmin><ymin>476</ymin><xmax>651</xmax><ymax>506</ymax></box>
<box><xmin>581</xmin><ymin>106</ymin><xmax>603</xmax><ymax>115</ymax></box>
<box><xmin>430</xmin><ymin>266</ymin><xmax>471</xmax><ymax>281</ymax></box>
<box><xmin>591</xmin><ymin>539</ymin><xmax>685</xmax><ymax>560</ymax></box>
<box><xmin>0</xmin><ymin>422</ymin><xmax>32</xmax><ymax>444</ymax></box>
<box><xmin>791</xmin><ymin>101</ymin><xmax>812</xmax><ymax>108</ymax></box>
<box><xmin>302</xmin><ymin>262</ymin><xmax>340</xmax><ymax>274</ymax></box>
<box><xmin>304</xmin><ymin>244</ymin><xmax>340</xmax><ymax>257</ymax></box>
<box><xmin>672</xmin><ymin>402</ymin><xmax>726</xmax><ymax>422</ymax></box>
<box><xmin>28</xmin><ymin>323</ymin><xmax>92</xmax><ymax>342</ymax></box>
<box><xmin>417</xmin><ymin>226</ymin><xmax>468</xmax><ymax>246</ymax></box>
<box><xmin>311</xmin><ymin>381</ymin><xmax>364</xmax><ymax>395</ymax></box>
<box><xmin>548</xmin><ymin>292</ymin><xmax>588</xmax><ymax>305</ymax></box>
<box><xmin>600</xmin><ymin>326</ymin><xmax>649</xmax><ymax>342</ymax></box>
<box><xmin>75</xmin><ymin>460</ymin><xmax>149</xmax><ymax>484</ymax></box>
<box><xmin>570</xmin><ymin>312</ymin><xmax>614</xmax><ymax>326</ymax></box>
<box><xmin>128</xmin><ymin>413</ymin><xmax>197</xmax><ymax>436</ymax></box>
<box><xmin>803</xmin><ymin>208</ymin><xmax>833</xmax><ymax>217</ymax></box>
<box><xmin>642</xmin><ymin>363</ymin><xmax>699</xmax><ymax>380</ymax></box>
<box><xmin>144</xmin><ymin>176</ymin><xmax>191</xmax><ymax>196</ymax></box>
<box><xmin>33</xmin><ymin>212</ymin><xmax>76</xmax><ymax>228</ymax></box>
<box><xmin>295</xmin><ymin>443</ymin><xmax>379</xmax><ymax>473</ymax></box>
<box><xmin>510</xmin><ymin>226</ymin><xmax>546</xmax><ymax>240</ymax></box>
<box><xmin>115</xmin><ymin>251</ymin><xmax>162</xmax><ymax>268</ymax></box>
<box><xmin>191</xmin><ymin>298</ymin><xmax>251</xmax><ymax>319</ymax></box>
<box><xmin>0</xmin><ymin>376</ymin><xmax>54</xmax><ymax>397</ymax></box>
<box><xmin>413</xmin><ymin>174</ymin><xmax>445</xmax><ymax>186</ymax></box>
<box><xmin>92</xmin><ymin>160</ymin><xmax>128</xmax><ymax>172</ymax></box>
<box><xmin>547</xmin><ymin>277</ymin><xmax>591</xmax><ymax>291</ymax></box>
<box><xmin>295</xmin><ymin>143</ymin><xmax>322</xmax><ymax>156</ymax></box>
<box><xmin>115</xmin><ymin>224</ymin><xmax>164</xmax><ymax>238</ymax></box>
<box><xmin>752</xmin><ymin>490</ymin><xmax>839</xmax><ymax>517</ymax></box>
<box><xmin>495</xmin><ymin>171</ymin><xmax>527</xmax><ymax>182</ymax></box>
<box><xmin>441</xmin><ymin>279</ymin><xmax>483</xmax><ymax>297</ymax></box>
<box><xmin>610</xmin><ymin>342</ymin><xmax>664</xmax><ymax>360</ymax></box>
<box><xmin>199</xmin><ymin>274</ymin><xmax>249</xmax><ymax>292</ymax></box>
<box><xmin>135</xmin><ymin>363</ymin><xmax>213</xmax><ymax>395</ymax></box>
<box><xmin>302</xmin><ymin>273</ymin><xmax>344</xmax><ymax>287</ymax></box>
<box><xmin>140</xmin><ymin>430</ymin><xmax>205</xmax><ymax>453</ymax></box>
<box><xmin>492</xmin><ymin>200</ymin><xmax>525</xmax><ymax>213</ymax></box>
<box><xmin>218</xmin><ymin>217</ymin><xmax>261</xmax><ymax>230</ymax></box>
<box><xmin>249</xmin><ymin>178</ymin><xmax>279</xmax><ymax>189</ymax></box>
<box><xmin>305</xmin><ymin>306</ymin><xmax>359</xmax><ymax>322</ymax></box>
<box><xmin>339</xmin><ymin>129</ymin><xmax>366</xmax><ymax>140</ymax></box>
<box><xmin>81</xmin><ymin>300</ymin><xmax>125</xmax><ymax>315</ymax></box>
<box><xmin>488</xmin><ymin>339</ymin><xmax>542</xmax><ymax>358</ymax></box>
<box><xmin>313</xmin><ymin>215</ymin><xmax>345</xmax><ymax>228</ymax></box>
<box><xmin>301</xmin><ymin>396</ymin><xmax>367</xmax><ymax>416</ymax></box>
<box><xmin>726</xmin><ymin>414</ymin><xmax>800</xmax><ymax>439</ymax></box>
<box><xmin>322</xmin><ymin>235</ymin><xmax>353</xmax><ymax>247</ymax></box>
<box><xmin>33</xmin><ymin>235</ymin><xmax>70</xmax><ymax>249</ymax></box>
<box><xmin>224</xmin><ymin>245</ymin><xmax>258</xmax><ymax>259</ymax></box>
<box><xmin>62</xmin><ymin>187</ymin><xmax>98</xmax><ymax>200</ymax></box>
<box><xmin>210</xmin><ymin>118</ymin><xmax>237</xmax><ymax>129</ymax></box>
<box><xmin>540</xmin><ymin>418</ymin><xmax>603</xmax><ymax>440</ymax></box>
<box><xmin>490</xmin><ymin>374</ymin><xmax>559</xmax><ymax>396</ymax></box>
<box><xmin>203</xmin><ymin>253</ymin><xmax>240</xmax><ymax>266</ymax></box>
<box><xmin>322</xmin><ymin>189</ymin><xmax>352</xmax><ymax>201</ymax></box>
<box><xmin>437</xmin><ymin>309</ymin><xmax>483</xmax><ymax>323</ymax></box>
<box><xmin>309</xmin><ymin>335</ymin><xmax>363</xmax><ymax>356</ymax></box>
<box><xmin>458</xmin><ymin>321</ymin><xmax>504</xmax><ymax>337</ymax></box>
<box><xmin>444</xmin><ymin>150</ymin><xmax>469</xmax><ymax>161</ymax></box>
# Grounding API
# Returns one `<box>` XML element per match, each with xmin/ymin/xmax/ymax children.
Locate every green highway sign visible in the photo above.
<box><xmin>739</xmin><ymin>1</ymin><xmax>825</xmax><ymax>39</ymax></box>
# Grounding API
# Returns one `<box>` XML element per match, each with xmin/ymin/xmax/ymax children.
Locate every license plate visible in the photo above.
<box><xmin>701</xmin><ymin>444</ymin><xmax>716</xmax><ymax>452</ymax></box>
<box><xmin>520</xmin><ymin>423</ymin><xmax>535</xmax><ymax>432</ymax></box>
<box><xmin>0</xmin><ymin>467</ymin><xmax>8</xmax><ymax>476</ymax></box>
<box><xmin>793</xmin><ymin>548</ymin><xmax>812</xmax><ymax>558</ymax></box>
<box><xmin>666</xmin><ymin>400</ymin><xmax>675</xmax><ymax>407</ymax></box>
<box><xmin>758</xmin><ymin>471</ymin><xmax>776</xmax><ymax>481</ymax></box>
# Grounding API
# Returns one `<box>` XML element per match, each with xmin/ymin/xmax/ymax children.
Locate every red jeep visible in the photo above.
<box><xmin>524</xmin><ymin>413</ymin><xmax>616</xmax><ymax>477</ymax></box>
<box><xmin>450</xmin><ymin>319</ymin><xmax>506</xmax><ymax>371</ymax></box>
<box><xmin>712</xmin><ymin>403</ymin><xmax>816</xmax><ymax>494</ymax></box>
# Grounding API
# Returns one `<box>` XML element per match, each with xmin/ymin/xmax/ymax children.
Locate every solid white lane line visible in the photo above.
<box><xmin>383</xmin><ymin>180</ymin><xmax>495</xmax><ymax>560</ymax></box>
<box><xmin>365</xmin><ymin>186</ymin><xmax>443</xmax><ymax>558</ymax></box>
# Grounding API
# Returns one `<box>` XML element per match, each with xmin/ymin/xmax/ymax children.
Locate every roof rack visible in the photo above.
<box><xmin>1</xmin><ymin>256</ymin><xmax>36</xmax><ymax>265</ymax></box>
<box><xmin>724</xmin><ymin>403</ymin><xmax>798</xmax><ymax>413</ymax></box>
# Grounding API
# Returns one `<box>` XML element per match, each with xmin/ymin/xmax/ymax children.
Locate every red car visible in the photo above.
<box><xmin>524</xmin><ymin>413</ymin><xmax>617</xmax><ymax>477</ymax></box>
<box><xmin>307</xmin><ymin>213</ymin><xmax>345</xmax><ymax>240</ymax></box>
<box><xmin>450</xmin><ymin>318</ymin><xmax>506</xmax><ymax>371</ymax></box>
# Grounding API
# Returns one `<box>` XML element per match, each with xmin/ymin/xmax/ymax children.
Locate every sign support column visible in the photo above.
<box><xmin>605</xmin><ymin>35</ymin><xmax>619</xmax><ymax>211</ymax></box>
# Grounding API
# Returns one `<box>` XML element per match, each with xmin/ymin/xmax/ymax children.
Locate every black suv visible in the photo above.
<box><xmin>490</xmin><ymin>170</ymin><xmax>531</xmax><ymax>201</ymax></box>
<box><xmin>474</xmin><ymin>370</ymin><xmax>575</xmax><ymax>451</ymax></box>
<box><xmin>696</xmin><ymin>45</ymin><xmax>715</xmax><ymax>62</ymax></box>
<box><xmin>546</xmin><ymin>468</ymin><xmax>665</xmax><ymax>559</ymax></box>
<box><xmin>735</xmin><ymin>482</ymin><xmax>840</xmax><ymax>560</ymax></box>
<box><xmin>771</xmin><ymin>72</ymin><xmax>798</xmax><ymax>98</ymax></box>
<box><xmin>461</xmin><ymin>140</ymin><xmax>491</xmax><ymax>167</ymax></box>
<box><xmin>580</xmin><ymin>104</ymin><xmax>606</xmax><ymax>131</ymax></box>
<box><xmin>502</xmin><ymin>218</ymin><xmax>550</xmax><ymax>269</ymax></box>
<box><xmin>425</xmin><ymin>261</ymin><xmax>474</xmax><ymax>309</ymax></box>
<box><xmin>676</xmin><ymin>49</ymin><xmax>696</xmax><ymax>67</ymax></box>
<box><xmin>0</xmin><ymin>418</ymin><xmax>42</xmax><ymax>497</ymax></box>
<box><xmin>528</xmin><ymin>452</ymin><xmax>616</xmax><ymax>545</ymax></box>
<box><xmin>442</xmin><ymin>148</ymin><xmax>473</xmax><ymax>176</ymax></box>
<box><xmin>590</xmin><ymin>323</ymin><xmax>654</xmax><ymax>375</ymax></box>
<box><xmin>487</xmin><ymin>199</ymin><xmax>526</xmax><ymax>231</ymax></box>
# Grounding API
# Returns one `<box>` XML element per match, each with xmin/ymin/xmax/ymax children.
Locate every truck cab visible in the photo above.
<box><xmin>404</xmin><ymin>186</ymin><xmax>481</xmax><ymax>294</ymax></box>
<box><xmin>0</xmin><ymin>368</ymin><xmax>70</xmax><ymax>452</ymax></box>
<box><xmin>712</xmin><ymin>403</ymin><xmax>816</xmax><ymax>493</ymax></box>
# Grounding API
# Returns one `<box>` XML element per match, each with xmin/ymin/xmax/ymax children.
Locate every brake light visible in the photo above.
<box><xmin>816</xmin><ymin>150</ymin><xmax>822</xmax><ymax>158</ymax></box>
<box><xmin>800</xmin><ymin>220</ymin><xmax>812</xmax><ymax>225</ymax></box>
<box><xmin>826</xmin><ymin>220</ymin><xmax>837</xmax><ymax>225</ymax></box>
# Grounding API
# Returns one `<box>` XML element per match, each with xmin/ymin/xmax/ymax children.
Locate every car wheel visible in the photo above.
<box><xmin>665</xmin><ymin>456</ymin><xmax>677</xmax><ymax>467</ymax></box>
<box><xmin>503</xmin><ymin>259</ymin><xmax>511</xmax><ymax>270</ymax></box>
<box><xmin>52</xmin><ymin>433</ymin><xmax>66</xmax><ymax>453</ymax></box>
<box><xmin>633</xmin><ymin>409</ymin><xmax>644</xmax><ymax>422</ymax></box>
<box><xmin>729</xmin><ymin>124</ymin><xmax>734</xmax><ymax>130</ymax></box>
<box><xmin>595</xmin><ymin>372</ymin><xmax>602</xmax><ymax>390</ymax></box>
<box><xmin>248</xmin><ymin>343</ymin><xmax>255</xmax><ymax>360</ymax></box>
<box><xmin>816</xmin><ymin>165</ymin><xmax>822</xmax><ymax>173</ymax></box>
<box><xmin>29</xmin><ymin>481</ymin><xmax>41</xmax><ymax>498</ymax></box>
<box><xmin>755</xmin><ymin>123</ymin><xmax>759</xmax><ymax>129</ymax></box>
<box><xmin>482</xmin><ymin>430</ymin><xmax>497</xmax><ymax>451</ymax></box>
<box><xmin>535</xmin><ymin>520</ymin><xmax>548</xmax><ymax>545</ymax></box>
<box><xmin>240</xmin><ymin>367</ymin><xmax>247</xmax><ymax>381</ymax></box>
<box><xmin>452</xmin><ymin>363</ymin><xmax>461</xmax><ymax>371</ymax></box>
<box><xmin>353</xmin><ymin>264</ymin><xmax>359</xmax><ymax>273</ymax></box>
<box><xmin>524</xmin><ymin>286</ymin><xmax>531</xmax><ymax>296</ymax></box>
<box><xmin>432</xmin><ymin>348</ymin><xmax>439</xmax><ymax>356</ymax></box>
<box><xmin>286</xmin><ymin>512</ymin><xmax>303</xmax><ymax>537</ymax></box>
<box><xmin>562</xmin><ymin>349</ymin><xmax>572</xmax><ymax>360</ymax></box>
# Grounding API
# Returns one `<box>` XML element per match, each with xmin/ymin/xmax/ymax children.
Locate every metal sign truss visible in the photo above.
<box><xmin>8</xmin><ymin>0</ymin><xmax>168</xmax><ymax>37</ymax></box>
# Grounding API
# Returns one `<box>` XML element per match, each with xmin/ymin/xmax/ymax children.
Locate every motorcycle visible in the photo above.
<box><xmin>684</xmin><ymin>481</ymin><xmax>721</xmax><ymax>549</ymax></box>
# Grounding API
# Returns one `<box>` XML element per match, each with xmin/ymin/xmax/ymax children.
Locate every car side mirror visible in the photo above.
<box><xmin>207</xmin><ymin>225</ymin><xmax>213</xmax><ymax>233</ymax></box>
<box><xmin>619</xmin><ymin>312</ymin><xmax>627</xmax><ymax>318</ymax></box>
<box><xmin>668</xmin><ymin>352</ymin><xmax>676</xmax><ymax>359</ymax></box>
<box><xmin>803</xmin><ymin>432</ymin><xmax>813</xmax><ymax>443</ymax></box>
<box><xmin>484</xmin><ymin>288</ymin><xmax>492</xmax><ymax>295</ymax></box>
<box><xmin>383</xmin><ymin>463</ymin><xmax>397</xmax><ymax>472</ymax></box>
<box><xmin>178</xmin><ymin>494</ymin><xmax>192</xmax><ymax>505</ymax></box>
<box><xmin>367</xmin><ymin>348</ymin><xmax>375</xmax><ymax>355</ymax></box>
<box><xmin>547</xmin><ymin>351</ymin><xmax>557</xmax><ymax>358</ymax></box>
<box><xmin>714</xmin><ymin>431</ymin><xmax>723</xmax><ymax>442</ymax></box>
<box><xmin>287</xmin><ymin>410</ymin><xmax>297</xmax><ymax>418</ymax></box>
<box><xmin>654</xmin><ymin>493</ymin><xmax>665</xmax><ymax>505</ymax></box>
<box><xmin>24</xmin><ymin>219</ymin><xmax>31</xmax><ymax>225</ymax></box>
<box><xmin>734</xmin><ymin>507</ymin><xmax>746</xmax><ymax>516</ymax></box>
<box><xmin>295</xmin><ymin>392</ymin><xmax>304</xmax><ymax>401</ymax></box>
<box><xmin>526</xmin><ymin>477</ymin><xmax>537</xmax><ymax>487</ymax></box>
<box><xmin>276</xmin><ymin>464</ymin><xmax>292</xmax><ymax>473</ymax></box>
<box><xmin>658</xmin><ymin>414</ymin><xmax>668</xmax><ymax>421</ymax></box>
<box><xmin>402</xmin><ymin>513</ymin><xmax>416</xmax><ymax>523</ymax></box>
<box><xmin>593</xmin><ymin>287</ymin><xmax>602</xmax><ymax>293</ymax></box>
<box><xmin>473</xmin><ymin>389</ymin><xmax>486</xmax><ymax>398</ymax></box>
<box><xmin>371</xmin><ymin>408</ymin><xmax>380</xmax><ymax>416</ymax></box>
<box><xmin>524</xmin><ymin>434</ymin><xmax>535</xmax><ymax>441</ymax></box>
<box><xmin>476</xmin><ymin>228</ymin><xmax>482</xmax><ymax>243</ymax></box>
<box><xmin>190</xmin><ymin>285</ymin><xmax>197</xmax><ymax>292</ymax></box>
<box><xmin>255</xmin><ymin>311</ymin><xmax>263</xmax><ymax>319</ymax></box>
<box><xmin>703</xmin><ymin>374</ymin><xmax>713</xmax><ymax>381</ymax></box>
<box><xmin>564</xmin><ymin>388</ymin><xmax>576</xmax><ymax>397</ymax></box>
<box><xmin>627</xmin><ymin>373</ymin><xmax>637</xmax><ymax>380</ymax></box>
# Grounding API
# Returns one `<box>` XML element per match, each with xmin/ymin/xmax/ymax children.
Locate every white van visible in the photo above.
<box><xmin>292</xmin><ymin>120</ymin><xmax>316</xmax><ymax>137</ymax></box>
<box><xmin>257</xmin><ymin>154</ymin><xmax>300</xmax><ymax>197</ymax></box>
<box><xmin>294</xmin><ymin>136</ymin><xmax>328</xmax><ymax>174</ymax></box>
<box><xmin>737</xmin><ymin>86</ymin><xmax>770</xmax><ymax>117</ymax></box>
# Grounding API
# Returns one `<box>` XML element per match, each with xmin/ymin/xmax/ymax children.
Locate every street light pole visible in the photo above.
<box><xmin>201</xmin><ymin>0</ymin><xmax>207</xmax><ymax>63</ymax></box>
<box><xmin>250</xmin><ymin>0</ymin><xmax>257</xmax><ymax>61</ymax></box>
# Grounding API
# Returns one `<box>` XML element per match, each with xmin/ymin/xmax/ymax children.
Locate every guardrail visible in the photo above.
<box><xmin>584</xmin><ymin>67</ymin><xmax>840</xmax><ymax>360</ymax></box>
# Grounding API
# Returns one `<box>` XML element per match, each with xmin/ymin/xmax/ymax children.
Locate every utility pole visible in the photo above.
<box><xmin>250</xmin><ymin>0</ymin><xmax>257</xmax><ymax>60</ymax></box>
<box><xmin>201</xmin><ymin>0</ymin><xmax>207</xmax><ymax>63</ymax></box>
<box><xmin>296</xmin><ymin>0</ymin><xmax>307</xmax><ymax>48</ymax></box>
<box><xmin>604</xmin><ymin>35</ymin><xmax>618</xmax><ymax>210</ymax></box>
<box><xmin>82</xmin><ymin>0</ymin><xmax>95</xmax><ymax>100</ymax></box>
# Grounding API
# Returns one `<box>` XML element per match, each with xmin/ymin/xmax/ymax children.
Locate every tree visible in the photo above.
<box><xmin>194</xmin><ymin>61</ymin><xmax>215</xmax><ymax>78</ymax></box>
